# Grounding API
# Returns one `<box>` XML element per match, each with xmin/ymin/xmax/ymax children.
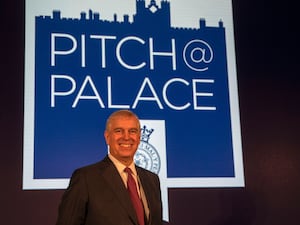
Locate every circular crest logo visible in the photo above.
<box><xmin>134</xmin><ymin>126</ymin><xmax>161</xmax><ymax>174</ymax></box>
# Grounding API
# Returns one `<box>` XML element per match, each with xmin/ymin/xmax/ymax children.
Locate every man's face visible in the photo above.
<box><xmin>104</xmin><ymin>115</ymin><xmax>141</xmax><ymax>165</ymax></box>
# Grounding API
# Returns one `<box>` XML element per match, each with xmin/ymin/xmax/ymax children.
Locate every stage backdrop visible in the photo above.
<box><xmin>23</xmin><ymin>0</ymin><xmax>244</xmax><ymax>221</ymax></box>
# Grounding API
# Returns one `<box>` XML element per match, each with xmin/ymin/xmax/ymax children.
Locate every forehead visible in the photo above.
<box><xmin>108</xmin><ymin>115</ymin><xmax>140</xmax><ymax>129</ymax></box>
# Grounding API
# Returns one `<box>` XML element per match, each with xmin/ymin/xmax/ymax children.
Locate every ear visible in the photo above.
<box><xmin>104</xmin><ymin>130</ymin><xmax>109</xmax><ymax>144</ymax></box>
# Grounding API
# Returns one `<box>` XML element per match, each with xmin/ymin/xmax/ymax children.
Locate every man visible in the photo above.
<box><xmin>56</xmin><ymin>110</ymin><xmax>163</xmax><ymax>225</ymax></box>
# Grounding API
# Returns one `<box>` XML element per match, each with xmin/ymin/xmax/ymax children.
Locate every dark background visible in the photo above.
<box><xmin>1</xmin><ymin>0</ymin><xmax>299</xmax><ymax>225</ymax></box>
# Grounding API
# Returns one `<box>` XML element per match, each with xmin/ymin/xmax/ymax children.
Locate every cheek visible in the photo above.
<box><xmin>106</xmin><ymin>136</ymin><xmax>117</xmax><ymax>146</ymax></box>
<box><xmin>134</xmin><ymin>135</ymin><xmax>141</xmax><ymax>143</ymax></box>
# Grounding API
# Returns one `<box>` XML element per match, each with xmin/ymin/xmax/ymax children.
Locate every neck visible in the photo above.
<box><xmin>109</xmin><ymin>154</ymin><xmax>134</xmax><ymax>167</ymax></box>
<box><xmin>120</xmin><ymin>158</ymin><xmax>134</xmax><ymax>167</ymax></box>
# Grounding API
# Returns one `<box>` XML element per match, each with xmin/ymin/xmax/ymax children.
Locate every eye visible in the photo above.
<box><xmin>114</xmin><ymin>128</ymin><xmax>122</xmax><ymax>133</ymax></box>
<box><xmin>129</xmin><ymin>129</ymin><xmax>138</xmax><ymax>134</ymax></box>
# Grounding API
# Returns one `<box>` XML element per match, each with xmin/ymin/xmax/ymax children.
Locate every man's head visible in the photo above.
<box><xmin>104</xmin><ymin>110</ymin><xmax>141</xmax><ymax>166</ymax></box>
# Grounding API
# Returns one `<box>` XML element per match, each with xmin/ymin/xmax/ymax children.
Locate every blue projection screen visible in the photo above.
<box><xmin>23</xmin><ymin>0</ymin><xmax>244</xmax><ymax>221</ymax></box>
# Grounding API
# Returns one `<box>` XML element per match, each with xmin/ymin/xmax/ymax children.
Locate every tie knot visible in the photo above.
<box><xmin>124</xmin><ymin>167</ymin><xmax>132</xmax><ymax>174</ymax></box>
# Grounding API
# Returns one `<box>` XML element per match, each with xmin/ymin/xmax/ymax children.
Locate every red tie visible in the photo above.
<box><xmin>124</xmin><ymin>167</ymin><xmax>145</xmax><ymax>225</ymax></box>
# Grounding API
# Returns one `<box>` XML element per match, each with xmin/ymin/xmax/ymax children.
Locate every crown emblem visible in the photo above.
<box><xmin>140</xmin><ymin>125</ymin><xmax>154</xmax><ymax>143</ymax></box>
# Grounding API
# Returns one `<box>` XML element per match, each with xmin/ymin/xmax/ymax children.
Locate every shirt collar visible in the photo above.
<box><xmin>108</xmin><ymin>154</ymin><xmax>137</xmax><ymax>176</ymax></box>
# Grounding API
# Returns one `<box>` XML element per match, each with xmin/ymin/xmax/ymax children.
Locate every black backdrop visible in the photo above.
<box><xmin>1</xmin><ymin>1</ymin><xmax>299</xmax><ymax>225</ymax></box>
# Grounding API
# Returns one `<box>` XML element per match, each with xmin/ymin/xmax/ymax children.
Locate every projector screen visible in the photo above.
<box><xmin>23</xmin><ymin>0</ymin><xmax>244</xmax><ymax>221</ymax></box>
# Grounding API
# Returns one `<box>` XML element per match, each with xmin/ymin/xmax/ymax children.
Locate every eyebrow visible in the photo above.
<box><xmin>113</xmin><ymin>128</ymin><xmax>139</xmax><ymax>132</ymax></box>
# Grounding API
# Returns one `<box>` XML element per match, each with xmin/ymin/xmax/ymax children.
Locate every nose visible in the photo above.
<box><xmin>123</xmin><ymin>130</ymin><xmax>130</xmax><ymax>140</ymax></box>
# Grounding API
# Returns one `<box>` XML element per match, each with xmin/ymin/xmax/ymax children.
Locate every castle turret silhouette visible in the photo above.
<box><xmin>134</xmin><ymin>0</ymin><xmax>171</xmax><ymax>31</ymax></box>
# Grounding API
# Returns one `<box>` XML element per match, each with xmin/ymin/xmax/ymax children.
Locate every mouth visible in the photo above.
<box><xmin>119</xmin><ymin>143</ymin><xmax>132</xmax><ymax>148</ymax></box>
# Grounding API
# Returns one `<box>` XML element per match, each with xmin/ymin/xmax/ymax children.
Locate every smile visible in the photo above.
<box><xmin>120</xmin><ymin>144</ymin><xmax>132</xmax><ymax>147</ymax></box>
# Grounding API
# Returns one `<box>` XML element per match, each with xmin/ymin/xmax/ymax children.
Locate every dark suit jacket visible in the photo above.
<box><xmin>56</xmin><ymin>156</ymin><xmax>163</xmax><ymax>225</ymax></box>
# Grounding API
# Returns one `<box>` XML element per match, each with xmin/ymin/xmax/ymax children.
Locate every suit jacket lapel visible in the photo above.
<box><xmin>100</xmin><ymin>156</ymin><xmax>139</xmax><ymax>225</ymax></box>
<box><xmin>137</xmin><ymin>168</ymin><xmax>152</xmax><ymax>224</ymax></box>
<box><xmin>136</xmin><ymin>167</ymin><xmax>156</xmax><ymax>224</ymax></box>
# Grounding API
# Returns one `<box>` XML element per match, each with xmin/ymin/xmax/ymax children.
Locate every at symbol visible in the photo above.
<box><xmin>183</xmin><ymin>39</ymin><xmax>214</xmax><ymax>72</ymax></box>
